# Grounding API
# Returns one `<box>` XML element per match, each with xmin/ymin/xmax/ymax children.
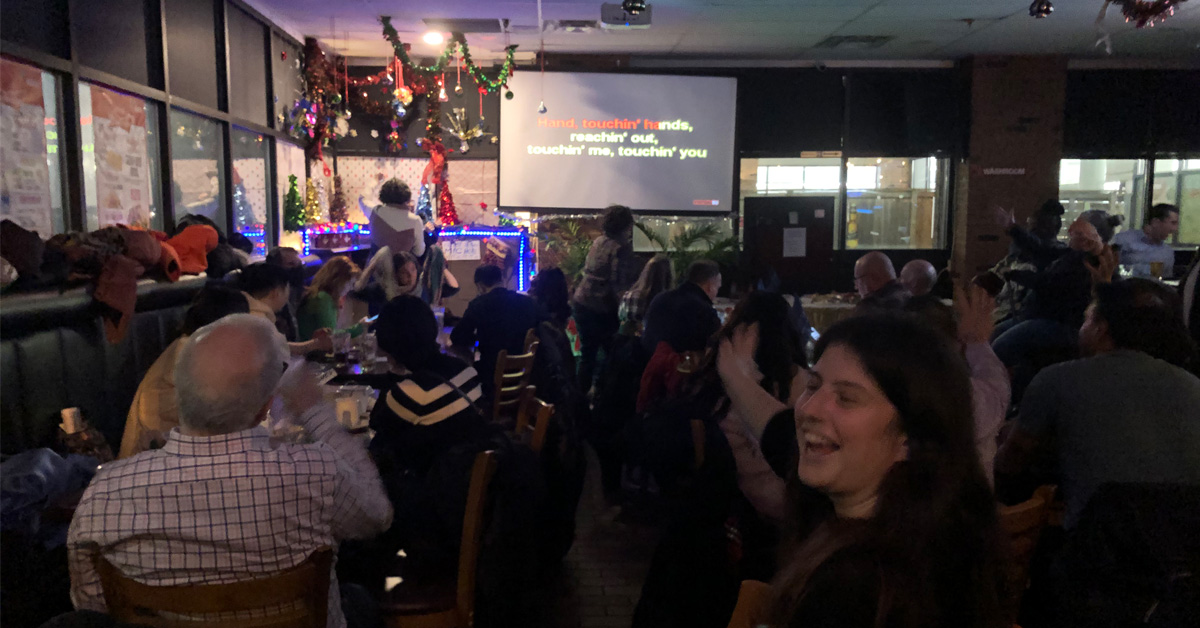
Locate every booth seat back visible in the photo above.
<box><xmin>1</xmin><ymin>280</ymin><xmax>206</xmax><ymax>455</ymax></box>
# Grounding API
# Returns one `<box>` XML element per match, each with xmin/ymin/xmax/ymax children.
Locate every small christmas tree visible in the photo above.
<box><xmin>232</xmin><ymin>180</ymin><xmax>255</xmax><ymax>231</ymax></box>
<box><xmin>303</xmin><ymin>178</ymin><xmax>323</xmax><ymax>225</ymax></box>
<box><xmin>328</xmin><ymin>175</ymin><xmax>349</xmax><ymax>223</ymax></box>
<box><xmin>282</xmin><ymin>174</ymin><xmax>305</xmax><ymax>232</ymax></box>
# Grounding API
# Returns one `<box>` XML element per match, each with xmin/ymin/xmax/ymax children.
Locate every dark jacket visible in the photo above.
<box><xmin>1008</xmin><ymin>224</ymin><xmax>1069</xmax><ymax>271</ymax></box>
<box><xmin>641</xmin><ymin>282</ymin><xmax>722</xmax><ymax>353</ymax></box>
<box><xmin>451</xmin><ymin>287</ymin><xmax>544</xmax><ymax>393</ymax></box>
<box><xmin>856</xmin><ymin>279</ymin><xmax>912</xmax><ymax>313</ymax></box>
<box><xmin>572</xmin><ymin>234</ymin><xmax>638</xmax><ymax>314</ymax></box>
<box><xmin>1008</xmin><ymin>250</ymin><xmax>1095</xmax><ymax>328</ymax></box>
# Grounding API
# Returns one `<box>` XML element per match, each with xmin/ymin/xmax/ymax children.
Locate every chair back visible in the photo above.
<box><xmin>490</xmin><ymin>341</ymin><xmax>539</xmax><ymax>421</ymax></box>
<box><xmin>513</xmin><ymin>387</ymin><xmax>554</xmax><ymax>454</ymax></box>
<box><xmin>522</xmin><ymin>327</ymin><xmax>537</xmax><ymax>354</ymax></box>
<box><xmin>95</xmin><ymin>546</ymin><xmax>333</xmax><ymax>628</ymax></box>
<box><xmin>998</xmin><ymin>485</ymin><xmax>1056</xmax><ymax>617</ymax></box>
<box><xmin>725</xmin><ymin>580</ymin><xmax>772</xmax><ymax>628</ymax></box>
<box><xmin>456</xmin><ymin>451</ymin><xmax>499</xmax><ymax>626</ymax></box>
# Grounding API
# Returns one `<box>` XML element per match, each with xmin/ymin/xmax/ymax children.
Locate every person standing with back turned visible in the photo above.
<box><xmin>571</xmin><ymin>204</ymin><xmax>639</xmax><ymax>394</ymax></box>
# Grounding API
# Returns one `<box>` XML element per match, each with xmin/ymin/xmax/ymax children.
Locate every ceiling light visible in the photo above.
<box><xmin>622</xmin><ymin>0</ymin><xmax>647</xmax><ymax>15</ymax></box>
<box><xmin>422</xmin><ymin>31</ymin><xmax>445</xmax><ymax>45</ymax></box>
<box><xmin>1029</xmin><ymin>0</ymin><xmax>1054</xmax><ymax>19</ymax></box>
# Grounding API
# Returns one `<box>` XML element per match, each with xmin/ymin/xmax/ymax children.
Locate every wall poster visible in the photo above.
<box><xmin>0</xmin><ymin>59</ymin><xmax>54</xmax><ymax>236</ymax></box>
<box><xmin>90</xmin><ymin>85</ymin><xmax>153</xmax><ymax>228</ymax></box>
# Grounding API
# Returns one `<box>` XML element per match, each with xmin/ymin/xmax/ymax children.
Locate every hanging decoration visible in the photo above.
<box><xmin>380</xmin><ymin>15</ymin><xmax>516</xmax><ymax>144</ymax></box>
<box><xmin>414</xmin><ymin>183</ymin><xmax>434</xmax><ymax>223</ymax></box>
<box><xmin>282</xmin><ymin>174</ymin><xmax>306</xmax><ymax>232</ymax></box>
<box><xmin>1113</xmin><ymin>0</ymin><xmax>1187</xmax><ymax>27</ymax></box>
<box><xmin>1029</xmin><ymin>0</ymin><xmax>1054</xmax><ymax>18</ymax></box>
<box><xmin>328</xmin><ymin>175</ymin><xmax>349</xmax><ymax>223</ymax></box>
<box><xmin>444</xmin><ymin>107</ymin><xmax>493</xmax><ymax>153</ymax></box>
<box><xmin>303</xmin><ymin>179</ymin><xmax>324</xmax><ymax>225</ymax></box>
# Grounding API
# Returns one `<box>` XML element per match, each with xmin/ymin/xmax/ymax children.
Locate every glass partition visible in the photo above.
<box><xmin>231</xmin><ymin>126</ymin><xmax>270</xmax><ymax>255</ymax></box>
<box><xmin>845</xmin><ymin>157</ymin><xmax>943</xmax><ymax>249</ymax></box>
<box><xmin>169</xmin><ymin>107</ymin><xmax>226</xmax><ymax>232</ymax></box>
<box><xmin>79</xmin><ymin>82</ymin><xmax>162</xmax><ymax>231</ymax></box>
<box><xmin>1058</xmin><ymin>159</ymin><xmax>1143</xmax><ymax>238</ymax></box>
<box><xmin>1</xmin><ymin>58</ymin><xmax>67</xmax><ymax>236</ymax></box>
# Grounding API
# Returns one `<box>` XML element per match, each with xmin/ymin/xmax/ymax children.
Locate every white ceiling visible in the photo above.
<box><xmin>244</xmin><ymin>0</ymin><xmax>1200</xmax><ymax>64</ymax></box>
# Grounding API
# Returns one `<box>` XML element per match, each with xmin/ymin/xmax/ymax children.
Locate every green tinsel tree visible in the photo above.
<box><xmin>328</xmin><ymin>175</ymin><xmax>349</xmax><ymax>223</ymax></box>
<box><xmin>282</xmin><ymin>174</ymin><xmax>305</xmax><ymax>232</ymax></box>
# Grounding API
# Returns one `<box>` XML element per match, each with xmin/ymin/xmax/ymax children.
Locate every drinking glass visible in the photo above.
<box><xmin>1149</xmin><ymin>261</ymin><xmax>1165</xmax><ymax>280</ymax></box>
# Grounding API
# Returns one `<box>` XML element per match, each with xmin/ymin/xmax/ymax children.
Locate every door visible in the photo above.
<box><xmin>743</xmin><ymin>196</ymin><xmax>837</xmax><ymax>295</ymax></box>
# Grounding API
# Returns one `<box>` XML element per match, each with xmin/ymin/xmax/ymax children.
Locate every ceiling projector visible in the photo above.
<box><xmin>600</xmin><ymin>2</ymin><xmax>652</xmax><ymax>30</ymax></box>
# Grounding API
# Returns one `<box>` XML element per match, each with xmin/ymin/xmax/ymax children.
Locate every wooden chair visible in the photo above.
<box><xmin>383</xmin><ymin>451</ymin><xmax>499</xmax><ymax>628</ymax></box>
<box><xmin>490</xmin><ymin>341</ymin><xmax>539</xmax><ymax>422</ymax></box>
<box><xmin>522</xmin><ymin>327</ymin><xmax>537</xmax><ymax>353</ymax></box>
<box><xmin>94</xmin><ymin>546</ymin><xmax>333</xmax><ymax>628</ymax></box>
<box><xmin>513</xmin><ymin>386</ymin><xmax>553</xmax><ymax>454</ymax></box>
<box><xmin>998</xmin><ymin>485</ymin><xmax>1057</xmax><ymax>618</ymax></box>
<box><xmin>725</xmin><ymin>580</ymin><xmax>773</xmax><ymax>628</ymax></box>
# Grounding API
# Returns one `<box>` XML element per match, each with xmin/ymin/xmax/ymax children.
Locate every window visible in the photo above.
<box><xmin>79</xmin><ymin>82</ymin><xmax>162</xmax><ymax>231</ymax></box>
<box><xmin>1</xmin><ymin>58</ymin><xmax>66</xmax><ymax>236</ymax></box>
<box><xmin>1151</xmin><ymin>158</ymin><xmax>1200</xmax><ymax>247</ymax></box>
<box><xmin>169</xmin><ymin>108</ymin><xmax>226</xmax><ymax>232</ymax></box>
<box><xmin>275</xmin><ymin>140</ymin><xmax>305</xmax><ymax>234</ymax></box>
<box><xmin>1058</xmin><ymin>159</ymin><xmax>1143</xmax><ymax>237</ymax></box>
<box><xmin>752</xmin><ymin>158</ymin><xmax>842</xmax><ymax>194</ymax></box>
<box><xmin>845</xmin><ymin>157</ymin><xmax>944</xmax><ymax>249</ymax></box>
<box><xmin>231</xmin><ymin>126</ymin><xmax>270</xmax><ymax>255</ymax></box>
<box><xmin>633</xmin><ymin>216</ymin><xmax>733</xmax><ymax>254</ymax></box>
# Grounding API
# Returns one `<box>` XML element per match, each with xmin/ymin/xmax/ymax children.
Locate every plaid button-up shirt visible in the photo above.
<box><xmin>67</xmin><ymin>403</ymin><xmax>393</xmax><ymax>628</ymax></box>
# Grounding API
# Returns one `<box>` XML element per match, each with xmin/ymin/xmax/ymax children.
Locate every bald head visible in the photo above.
<box><xmin>900</xmin><ymin>259</ymin><xmax>938</xmax><ymax>297</ymax></box>
<box><xmin>854</xmin><ymin>252</ymin><xmax>897</xmax><ymax>297</ymax></box>
<box><xmin>175</xmin><ymin>314</ymin><xmax>288</xmax><ymax>435</ymax></box>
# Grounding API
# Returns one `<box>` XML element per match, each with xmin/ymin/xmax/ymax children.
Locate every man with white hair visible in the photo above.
<box><xmin>67</xmin><ymin>314</ymin><xmax>391</xmax><ymax>628</ymax></box>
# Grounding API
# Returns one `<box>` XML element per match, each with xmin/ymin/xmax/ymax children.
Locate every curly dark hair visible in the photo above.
<box><xmin>1092</xmin><ymin>278</ymin><xmax>1197</xmax><ymax>371</ymax></box>
<box><xmin>601</xmin><ymin>204</ymin><xmax>634</xmax><ymax>237</ymax></box>
<box><xmin>530</xmin><ymin>267</ymin><xmax>572</xmax><ymax>327</ymax></box>
<box><xmin>379</xmin><ymin>179</ymin><xmax>412</xmax><ymax>206</ymax></box>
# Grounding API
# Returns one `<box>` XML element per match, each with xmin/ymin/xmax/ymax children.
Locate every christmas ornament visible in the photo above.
<box><xmin>444</xmin><ymin>107</ymin><xmax>492</xmax><ymax>154</ymax></box>
<box><xmin>1029</xmin><ymin>0</ymin><xmax>1054</xmax><ymax>17</ymax></box>
<box><xmin>505</xmin><ymin>90</ymin><xmax>514</xmax><ymax>100</ymax></box>
<box><xmin>454</xmin><ymin>84</ymin><xmax>464</xmax><ymax>96</ymax></box>
<box><xmin>537</xmin><ymin>101</ymin><xmax>547</xmax><ymax>114</ymax></box>
<box><xmin>394</xmin><ymin>86</ymin><xmax>413</xmax><ymax>105</ymax></box>
<box><xmin>282</xmin><ymin>174</ymin><xmax>305</xmax><ymax>232</ymax></box>
<box><xmin>303</xmin><ymin>179</ymin><xmax>324</xmax><ymax>225</ymax></box>
<box><xmin>328</xmin><ymin>175</ymin><xmax>349</xmax><ymax>223</ymax></box>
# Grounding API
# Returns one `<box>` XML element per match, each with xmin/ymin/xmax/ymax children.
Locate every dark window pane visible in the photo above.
<box><xmin>272</xmin><ymin>33</ymin><xmax>303</xmax><ymax>129</ymax></box>
<box><xmin>1</xmin><ymin>0</ymin><xmax>70</xmax><ymax>59</ymax></box>
<box><xmin>227</xmin><ymin>4</ymin><xmax>268</xmax><ymax>126</ymax></box>
<box><xmin>165</xmin><ymin>0</ymin><xmax>219</xmax><ymax>109</ymax></box>
<box><xmin>72</xmin><ymin>0</ymin><xmax>151</xmax><ymax>86</ymax></box>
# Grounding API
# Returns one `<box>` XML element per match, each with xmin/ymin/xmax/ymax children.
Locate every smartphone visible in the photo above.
<box><xmin>364</xmin><ymin>314</ymin><xmax>379</xmax><ymax>323</ymax></box>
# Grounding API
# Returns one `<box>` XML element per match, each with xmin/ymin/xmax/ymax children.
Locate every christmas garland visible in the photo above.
<box><xmin>380</xmin><ymin>16</ymin><xmax>517</xmax><ymax>95</ymax></box>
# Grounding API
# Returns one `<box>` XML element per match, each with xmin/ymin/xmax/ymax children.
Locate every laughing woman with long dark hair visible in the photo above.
<box><xmin>717</xmin><ymin>313</ymin><xmax>1009</xmax><ymax>628</ymax></box>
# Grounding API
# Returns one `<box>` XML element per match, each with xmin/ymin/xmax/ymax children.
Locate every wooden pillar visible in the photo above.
<box><xmin>953</xmin><ymin>56</ymin><xmax>1067</xmax><ymax>277</ymax></box>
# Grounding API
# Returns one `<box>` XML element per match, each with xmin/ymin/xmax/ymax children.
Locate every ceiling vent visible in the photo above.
<box><xmin>422</xmin><ymin>18</ymin><xmax>507</xmax><ymax>33</ymax></box>
<box><xmin>814</xmin><ymin>35</ymin><xmax>894</xmax><ymax>50</ymax></box>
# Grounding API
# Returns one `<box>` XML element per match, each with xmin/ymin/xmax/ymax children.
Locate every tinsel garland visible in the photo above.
<box><xmin>415</xmin><ymin>183</ymin><xmax>434</xmax><ymax>223</ymax></box>
<box><xmin>437</xmin><ymin>182</ymin><xmax>460</xmax><ymax>226</ymax></box>
<box><xmin>282</xmin><ymin>174</ymin><xmax>306</xmax><ymax>232</ymax></box>
<box><xmin>303</xmin><ymin>179</ymin><xmax>324</xmax><ymax>225</ymax></box>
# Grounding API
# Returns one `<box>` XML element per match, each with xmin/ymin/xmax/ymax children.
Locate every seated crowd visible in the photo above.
<box><xmin>43</xmin><ymin>197</ymin><xmax>1200</xmax><ymax>628</ymax></box>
